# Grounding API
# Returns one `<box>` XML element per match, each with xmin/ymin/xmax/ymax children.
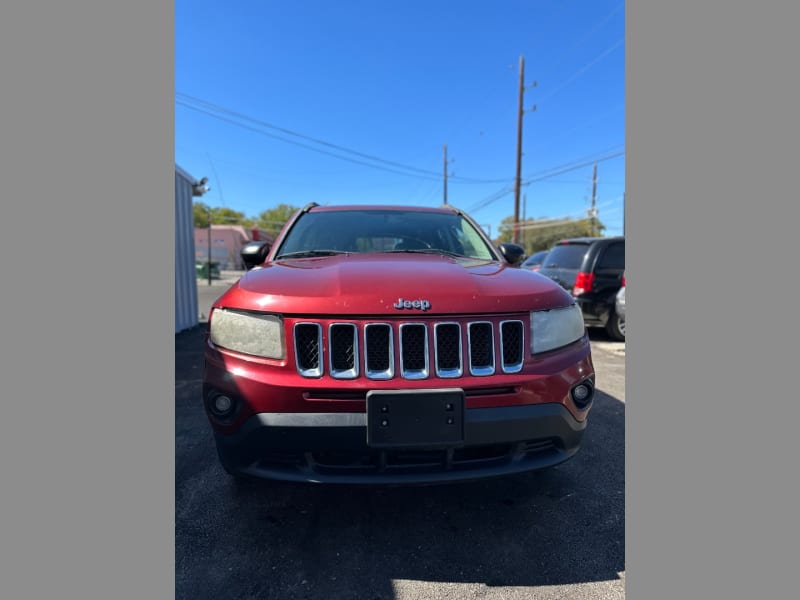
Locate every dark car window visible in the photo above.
<box><xmin>542</xmin><ymin>244</ymin><xmax>589</xmax><ymax>269</ymax></box>
<box><xmin>521</xmin><ymin>250</ymin><xmax>548</xmax><ymax>267</ymax></box>
<box><xmin>597</xmin><ymin>242</ymin><xmax>625</xmax><ymax>269</ymax></box>
<box><xmin>275</xmin><ymin>209</ymin><xmax>497</xmax><ymax>260</ymax></box>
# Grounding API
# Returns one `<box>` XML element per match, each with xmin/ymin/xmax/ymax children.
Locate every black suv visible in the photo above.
<box><xmin>537</xmin><ymin>236</ymin><xmax>625</xmax><ymax>340</ymax></box>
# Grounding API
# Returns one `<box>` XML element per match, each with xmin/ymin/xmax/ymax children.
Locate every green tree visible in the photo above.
<box><xmin>496</xmin><ymin>215</ymin><xmax>606</xmax><ymax>255</ymax></box>
<box><xmin>213</xmin><ymin>207</ymin><xmax>253</xmax><ymax>227</ymax></box>
<box><xmin>193</xmin><ymin>203</ymin><xmax>254</xmax><ymax>228</ymax></box>
<box><xmin>256</xmin><ymin>204</ymin><xmax>300</xmax><ymax>238</ymax></box>
<box><xmin>193</xmin><ymin>201</ymin><xmax>212</xmax><ymax>228</ymax></box>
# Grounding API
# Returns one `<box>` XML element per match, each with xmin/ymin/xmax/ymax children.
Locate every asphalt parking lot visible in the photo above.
<box><xmin>178</xmin><ymin>276</ymin><xmax>625</xmax><ymax>599</ymax></box>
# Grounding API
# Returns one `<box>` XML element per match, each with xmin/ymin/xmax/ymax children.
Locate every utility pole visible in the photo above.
<box><xmin>190</xmin><ymin>177</ymin><xmax>211</xmax><ymax>285</ymax></box>
<box><xmin>207</xmin><ymin>206</ymin><xmax>213</xmax><ymax>286</ymax></box>
<box><xmin>443</xmin><ymin>144</ymin><xmax>448</xmax><ymax>205</ymax></box>
<box><xmin>513</xmin><ymin>55</ymin><xmax>536</xmax><ymax>244</ymax></box>
<box><xmin>522</xmin><ymin>193</ymin><xmax>527</xmax><ymax>250</ymax></box>
<box><xmin>590</xmin><ymin>163</ymin><xmax>598</xmax><ymax>237</ymax></box>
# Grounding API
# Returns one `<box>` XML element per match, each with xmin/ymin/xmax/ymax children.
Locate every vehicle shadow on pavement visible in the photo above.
<box><xmin>176</xmin><ymin>325</ymin><xmax>625</xmax><ymax>600</ymax></box>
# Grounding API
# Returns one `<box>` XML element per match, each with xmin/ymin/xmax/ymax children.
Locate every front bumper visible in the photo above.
<box><xmin>215</xmin><ymin>402</ymin><xmax>588</xmax><ymax>484</ymax></box>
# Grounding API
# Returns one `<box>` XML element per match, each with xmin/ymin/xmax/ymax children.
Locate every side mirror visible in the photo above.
<box><xmin>498</xmin><ymin>243</ymin><xmax>526</xmax><ymax>266</ymax></box>
<box><xmin>241</xmin><ymin>240</ymin><xmax>271</xmax><ymax>270</ymax></box>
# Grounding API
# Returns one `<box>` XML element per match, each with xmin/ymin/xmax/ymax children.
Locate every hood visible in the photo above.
<box><xmin>215</xmin><ymin>253</ymin><xmax>574</xmax><ymax>316</ymax></box>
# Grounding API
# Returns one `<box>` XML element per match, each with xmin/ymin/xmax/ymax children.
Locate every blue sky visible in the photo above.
<box><xmin>175</xmin><ymin>0</ymin><xmax>625</xmax><ymax>240</ymax></box>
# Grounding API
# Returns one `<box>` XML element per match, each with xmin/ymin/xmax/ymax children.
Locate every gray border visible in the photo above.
<box><xmin>629</xmin><ymin>2</ymin><xmax>796</xmax><ymax>598</ymax></box>
<box><xmin>4</xmin><ymin>0</ymin><xmax>796</xmax><ymax>596</ymax></box>
<box><xmin>1</xmin><ymin>2</ymin><xmax>173</xmax><ymax>598</ymax></box>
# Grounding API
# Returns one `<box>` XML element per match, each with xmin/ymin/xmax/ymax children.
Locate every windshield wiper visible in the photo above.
<box><xmin>276</xmin><ymin>249</ymin><xmax>350</xmax><ymax>259</ymax></box>
<box><xmin>385</xmin><ymin>248</ymin><xmax>468</xmax><ymax>258</ymax></box>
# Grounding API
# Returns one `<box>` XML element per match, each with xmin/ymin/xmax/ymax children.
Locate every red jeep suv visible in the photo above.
<box><xmin>203</xmin><ymin>204</ymin><xmax>595</xmax><ymax>484</ymax></box>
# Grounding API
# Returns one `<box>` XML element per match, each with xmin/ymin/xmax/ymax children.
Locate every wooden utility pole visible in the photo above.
<box><xmin>443</xmin><ymin>144</ymin><xmax>448</xmax><ymax>205</ymax></box>
<box><xmin>207</xmin><ymin>206</ymin><xmax>213</xmax><ymax>286</ymax></box>
<box><xmin>522</xmin><ymin>193</ymin><xmax>527</xmax><ymax>249</ymax></box>
<box><xmin>513</xmin><ymin>56</ymin><xmax>536</xmax><ymax>244</ymax></box>
<box><xmin>513</xmin><ymin>56</ymin><xmax>525</xmax><ymax>244</ymax></box>
<box><xmin>589</xmin><ymin>163</ymin><xmax>597</xmax><ymax>237</ymax></box>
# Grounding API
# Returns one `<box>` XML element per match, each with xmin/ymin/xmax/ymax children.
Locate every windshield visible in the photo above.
<box><xmin>275</xmin><ymin>209</ymin><xmax>497</xmax><ymax>260</ymax></box>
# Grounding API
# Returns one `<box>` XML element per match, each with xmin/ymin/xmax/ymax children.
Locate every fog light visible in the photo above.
<box><xmin>571</xmin><ymin>381</ymin><xmax>594</xmax><ymax>408</ymax></box>
<box><xmin>207</xmin><ymin>391</ymin><xmax>237</xmax><ymax>420</ymax></box>
<box><xmin>214</xmin><ymin>395</ymin><xmax>233</xmax><ymax>413</ymax></box>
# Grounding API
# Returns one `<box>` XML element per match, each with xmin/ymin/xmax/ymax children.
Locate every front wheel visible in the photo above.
<box><xmin>606</xmin><ymin>310</ymin><xmax>625</xmax><ymax>341</ymax></box>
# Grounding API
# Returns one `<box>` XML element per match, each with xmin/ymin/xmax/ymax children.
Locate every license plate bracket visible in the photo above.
<box><xmin>366</xmin><ymin>389</ymin><xmax>465</xmax><ymax>448</ymax></box>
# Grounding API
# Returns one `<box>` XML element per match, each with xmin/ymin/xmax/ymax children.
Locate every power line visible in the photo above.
<box><xmin>178</xmin><ymin>94</ymin><xmax>624</xmax><ymax>218</ymax></box>
<box><xmin>206</xmin><ymin>153</ymin><xmax>225</xmax><ymax>207</ymax></box>
<box><xmin>523</xmin><ymin>148</ymin><xmax>624</xmax><ymax>184</ymax></box>
<box><xmin>435</xmin><ymin>3</ymin><xmax>621</xmax><ymax>156</ymax></box>
<box><xmin>499</xmin><ymin>217</ymin><xmax>588</xmax><ymax>232</ymax></box>
<box><xmin>527</xmin><ymin>103</ymin><xmax>624</xmax><ymax>154</ymax></box>
<box><xmin>537</xmin><ymin>38</ymin><xmax>625</xmax><ymax>105</ymax></box>
<box><xmin>177</xmin><ymin>100</ymin><xmax>445</xmax><ymax>182</ymax></box>
<box><xmin>467</xmin><ymin>186</ymin><xmax>515</xmax><ymax>213</ymax></box>
<box><xmin>467</xmin><ymin>148</ymin><xmax>624</xmax><ymax>214</ymax></box>
<box><xmin>177</xmin><ymin>93</ymin><xmax>512</xmax><ymax>184</ymax></box>
<box><xmin>179</xmin><ymin>92</ymin><xmax>443</xmax><ymax>177</ymax></box>
<box><xmin>500</xmin><ymin>197</ymin><xmax>620</xmax><ymax>232</ymax></box>
<box><xmin>546</xmin><ymin>3</ymin><xmax>625</xmax><ymax>76</ymax></box>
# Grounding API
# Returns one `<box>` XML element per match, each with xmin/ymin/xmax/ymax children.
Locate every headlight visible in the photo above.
<box><xmin>209</xmin><ymin>309</ymin><xmax>285</xmax><ymax>359</ymax></box>
<box><xmin>530</xmin><ymin>304</ymin><xmax>585</xmax><ymax>354</ymax></box>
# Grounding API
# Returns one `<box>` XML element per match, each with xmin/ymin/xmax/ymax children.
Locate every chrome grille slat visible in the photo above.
<box><xmin>399</xmin><ymin>323</ymin><xmax>429</xmax><ymax>379</ymax></box>
<box><xmin>434</xmin><ymin>322</ymin><xmax>462</xmax><ymax>378</ymax></box>
<box><xmin>294</xmin><ymin>323</ymin><xmax>323</xmax><ymax>377</ymax></box>
<box><xmin>364</xmin><ymin>323</ymin><xmax>394</xmax><ymax>380</ymax></box>
<box><xmin>500</xmin><ymin>320</ymin><xmax>524</xmax><ymax>373</ymax></box>
<box><xmin>293</xmin><ymin>319</ymin><xmax>524</xmax><ymax>380</ymax></box>
<box><xmin>468</xmin><ymin>322</ymin><xmax>495</xmax><ymax>376</ymax></box>
<box><xmin>329</xmin><ymin>323</ymin><xmax>358</xmax><ymax>379</ymax></box>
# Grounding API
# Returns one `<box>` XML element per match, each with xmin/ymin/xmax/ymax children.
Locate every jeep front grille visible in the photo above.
<box><xmin>293</xmin><ymin>318</ymin><xmax>525</xmax><ymax>379</ymax></box>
